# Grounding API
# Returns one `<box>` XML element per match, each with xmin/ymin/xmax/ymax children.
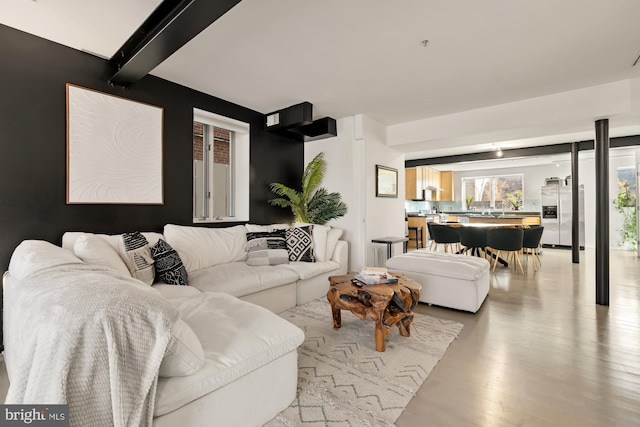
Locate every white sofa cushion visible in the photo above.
<box><xmin>155</xmin><ymin>293</ymin><xmax>304</xmax><ymax>416</ymax></box>
<box><xmin>245</xmin><ymin>223</ymin><xmax>289</xmax><ymax>232</ymax></box>
<box><xmin>187</xmin><ymin>262</ymin><xmax>299</xmax><ymax>297</ymax></box>
<box><xmin>73</xmin><ymin>234</ymin><xmax>131</xmax><ymax>277</ymax></box>
<box><xmin>152</xmin><ymin>284</ymin><xmax>202</xmax><ymax>299</ymax></box>
<box><xmin>163</xmin><ymin>224</ymin><xmax>247</xmax><ymax>271</ymax></box>
<box><xmin>62</xmin><ymin>231</ymin><xmax>164</xmax><ymax>251</ymax></box>
<box><xmin>159</xmin><ymin>319</ymin><xmax>205</xmax><ymax>378</ymax></box>
<box><xmin>325</xmin><ymin>227</ymin><xmax>344</xmax><ymax>261</ymax></box>
<box><xmin>62</xmin><ymin>231</ymin><xmax>164</xmax><ymax>283</ymax></box>
<box><xmin>277</xmin><ymin>260</ymin><xmax>340</xmax><ymax>281</ymax></box>
<box><xmin>8</xmin><ymin>240</ymin><xmax>83</xmax><ymax>281</ymax></box>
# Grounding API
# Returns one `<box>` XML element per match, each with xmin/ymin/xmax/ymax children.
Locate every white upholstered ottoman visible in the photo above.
<box><xmin>386</xmin><ymin>250</ymin><xmax>490</xmax><ymax>313</ymax></box>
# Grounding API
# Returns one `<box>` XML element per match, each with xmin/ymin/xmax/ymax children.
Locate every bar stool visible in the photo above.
<box><xmin>408</xmin><ymin>226</ymin><xmax>423</xmax><ymax>249</ymax></box>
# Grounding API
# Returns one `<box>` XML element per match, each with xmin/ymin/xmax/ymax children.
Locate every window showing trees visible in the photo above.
<box><xmin>462</xmin><ymin>174</ymin><xmax>524</xmax><ymax>210</ymax></box>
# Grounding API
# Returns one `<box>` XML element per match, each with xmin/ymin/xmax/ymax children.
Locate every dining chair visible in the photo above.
<box><xmin>429</xmin><ymin>223</ymin><xmax>460</xmax><ymax>253</ymax></box>
<box><xmin>426</xmin><ymin>222</ymin><xmax>435</xmax><ymax>250</ymax></box>
<box><xmin>486</xmin><ymin>228</ymin><xmax>525</xmax><ymax>273</ymax></box>
<box><xmin>459</xmin><ymin>227</ymin><xmax>488</xmax><ymax>258</ymax></box>
<box><xmin>522</xmin><ymin>225</ymin><xmax>544</xmax><ymax>271</ymax></box>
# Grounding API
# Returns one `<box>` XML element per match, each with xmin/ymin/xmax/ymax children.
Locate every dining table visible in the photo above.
<box><xmin>440</xmin><ymin>221</ymin><xmax>529</xmax><ymax>266</ymax></box>
<box><xmin>443</xmin><ymin>222</ymin><xmax>528</xmax><ymax>229</ymax></box>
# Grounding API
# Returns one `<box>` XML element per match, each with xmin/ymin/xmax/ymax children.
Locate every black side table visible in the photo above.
<box><xmin>371</xmin><ymin>237</ymin><xmax>409</xmax><ymax>260</ymax></box>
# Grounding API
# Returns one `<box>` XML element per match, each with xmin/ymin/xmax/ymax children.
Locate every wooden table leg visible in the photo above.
<box><xmin>331</xmin><ymin>305</ymin><xmax>342</xmax><ymax>329</ymax></box>
<box><xmin>397</xmin><ymin>313</ymin><xmax>414</xmax><ymax>337</ymax></box>
<box><xmin>375</xmin><ymin>318</ymin><xmax>390</xmax><ymax>352</ymax></box>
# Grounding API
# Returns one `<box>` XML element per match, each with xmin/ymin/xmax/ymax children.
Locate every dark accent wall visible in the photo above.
<box><xmin>0</xmin><ymin>24</ymin><xmax>304</xmax><ymax>270</ymax></box>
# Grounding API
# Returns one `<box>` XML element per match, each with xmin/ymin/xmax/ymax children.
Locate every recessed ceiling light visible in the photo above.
<box><xmin>421</xmin><ymin>40</ymin><xmax>429</xmax><ymax>48</ymax></box>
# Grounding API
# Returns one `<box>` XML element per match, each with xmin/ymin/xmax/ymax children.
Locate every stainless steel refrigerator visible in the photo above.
<box><xmin>541</xmin><ymin>184</ymin><xmax>585</xmax><ymax>247</ymax></box>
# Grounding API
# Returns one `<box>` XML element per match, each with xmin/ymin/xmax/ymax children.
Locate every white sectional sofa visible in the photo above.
<box><xmin>61</xmin><ymin>223</ymin><xmax>348</xmax><ymax>314</ymax></box>
<box><xmin>3</xmin><ymin>223</ymin><xmax>348</xmax><ymax>427</ymax></box>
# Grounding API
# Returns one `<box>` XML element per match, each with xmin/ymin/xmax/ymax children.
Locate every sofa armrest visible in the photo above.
<box><xmin>331</xmin><ymin>240</ymin><xmax>348</xmax><ymax>273</ymax></box>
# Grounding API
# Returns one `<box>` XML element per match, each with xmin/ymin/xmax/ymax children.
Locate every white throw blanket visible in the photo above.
<box><xmin>6</xmin><ymin>262</ymin><xmax>178</xmax><ymax>427</ymax></box>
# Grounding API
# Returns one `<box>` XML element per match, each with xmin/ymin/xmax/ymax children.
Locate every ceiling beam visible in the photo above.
<box><xmin>405</xmin><ymin>135</ymin><xmax>640</xmax><ymax>167</ymax></box>
<box><xmin>108</xmin><ymin>0</ymin><xmax>241</xmax><ymax>86</ymax></box>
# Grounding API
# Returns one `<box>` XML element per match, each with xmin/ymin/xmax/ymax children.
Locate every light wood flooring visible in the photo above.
<box><xmin>397</xmin><ymin>248</ymin><xmax>640</xmax><ymax>427</ymax></box>
<box><xmin>0</xmin><ymin>249</ymin><xmax>638</xmax><ymax>426</ymax></box>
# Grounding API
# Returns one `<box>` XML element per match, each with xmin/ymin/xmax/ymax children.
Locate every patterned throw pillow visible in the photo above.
<box><xmin>246</xmin><ymin>230</ymin><xmax>289</xmax><ymax>266</ymax></box>
<box><xmin>285</xmin><ymin>225</ymin><xmax>315</xmax><ymax>262</ymax></box>
<box><xmin>151</xmin><ymin>239</ymin><xmax>189</xmax><ymax>285</ymax></box>
<box><xmin>122</xmin><ymin>232</ymin><xmax>155</xmax><ymax>285</ymax></box>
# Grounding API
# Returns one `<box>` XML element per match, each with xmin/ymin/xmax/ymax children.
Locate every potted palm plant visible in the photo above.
<box><xmin>269</xmin><ymin>152</ymin><xmax>348</xmax><ymax>225</ymax></box>
<box><xmin>613</xmin><ymin>179</ymin><xmax>637</xmax><ymax>250</ymax></box>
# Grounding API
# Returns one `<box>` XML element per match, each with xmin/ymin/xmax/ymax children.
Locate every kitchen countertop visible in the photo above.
<box><xmin>408</xmin><ymin>211</ymin><xmax>541</xmax><ymax>217</ymax></box>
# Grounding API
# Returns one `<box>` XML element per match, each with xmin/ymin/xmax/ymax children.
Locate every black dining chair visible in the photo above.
<box><xmin>426</xmin><ymin>221</ymin><xmax>435</xmax><ymax>250</ymax></box>
<box><xmin>486</xmin><ymin>228</ymin><xmax>525</xmax><ymax>273</ymax></box>
<box><xmin>429</xmin><ymin>223</ymin><xmax>460</xmax><ymax>253</ymax></box>
<box><xmin>459</xmin><ymin>227</ymin><xmax>488</xmax><ymax>258</ymax></box>
<box><xmin>522</xmin><ymin>226</ymin><xmax>545</xmax><ymax>271</ymax></box>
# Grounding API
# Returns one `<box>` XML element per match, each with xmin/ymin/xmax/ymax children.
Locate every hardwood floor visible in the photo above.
<box><xmin>397</xmin><ymin>248</ymin><xmax>640</xmax><ymax>427</ymax></box>
<box><xmin>1</xmin><ymin>248</ymin><xmax>638</xmax><ymax>426</ymax></box>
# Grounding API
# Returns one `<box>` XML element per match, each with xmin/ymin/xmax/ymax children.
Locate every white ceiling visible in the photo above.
<box><xmin>3</xmin><ymin>0</ymin><xmax>640</xmax><ymax>162</ymax></box>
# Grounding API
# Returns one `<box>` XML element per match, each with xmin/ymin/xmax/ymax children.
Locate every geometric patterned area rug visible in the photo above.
<box><xmin>264</xmin><ymin>299</ymin><xmax>463</xmax><ymax>427</ymax></box>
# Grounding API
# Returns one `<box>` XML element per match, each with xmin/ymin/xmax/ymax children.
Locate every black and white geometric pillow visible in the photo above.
<box><xmin>246</xmin><ymin>230</ymin><xmax>289</xmax><ymax>266</ymax></box>
<box><xmin>150</xmin><ymin>239</ymin><xmax>189</xmax><ymax>286</ymax></box>
<box><xmin>122</xmin><ymin>232</ymin><xmax>155</xmax><ymax>285</ymax></box>
<box><xmin>285</xmin><ymin>225</ymin><xmax>315</xmax><ymax>263</ymax></box>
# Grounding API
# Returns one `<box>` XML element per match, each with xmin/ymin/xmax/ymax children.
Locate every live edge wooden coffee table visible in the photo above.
<box><xmin>327</xmin><ymin>272</ymin><xmax>422</xmax><ymax>352</ymax></box>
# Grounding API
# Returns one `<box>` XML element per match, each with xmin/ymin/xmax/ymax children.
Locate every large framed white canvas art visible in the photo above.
<box><xmin>66</xmin><ymin>84</ymin><xmax>164</xmax><ymax>204</ymax></box>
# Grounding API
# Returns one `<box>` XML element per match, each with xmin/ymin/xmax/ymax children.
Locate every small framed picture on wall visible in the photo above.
<box><xmin>376</xmin><ymin>165</ymin><xmax>398</xmax><ymax>198</ymax></box>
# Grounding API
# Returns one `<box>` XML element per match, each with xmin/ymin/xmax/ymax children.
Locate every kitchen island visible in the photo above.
<box><xmin>406</xmin><ymin>212</ymin><xmax>541</xmax><ymax>247</ymax></box>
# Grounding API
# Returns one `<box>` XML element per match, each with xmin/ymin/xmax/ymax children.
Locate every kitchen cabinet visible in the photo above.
<box><xmin>405</xmin><ymin>168</ymin><xmax>416</xmax><ymax>199</ymax></box>
<box><xmin>406</xmin><ymin>167</ymin><xmax>451</xmax><ymax>201</ymax></box>
<box><xmin>405</xmin><ymin>168</ymin><xmax>426</xmax><ymax>199</ymax></box>
<box><xmin>426</xmin><ymin>167</ymin><xmax>439</xmax><ymax>190</ymax></box>
<box><xmin>418</xmin><ymin>167</ymin><xmax>441</xmax><ymax>200</ymax></box>
<box><xmin>440</xmin><ymin>171</ymin><xmax>454</xmax><ymax>201</ymax></box>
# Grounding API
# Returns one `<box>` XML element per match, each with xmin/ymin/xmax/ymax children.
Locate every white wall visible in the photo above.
<box><xmin>305</xmin><ymin>115</ymin><xmax>405</xmax><ymax>271</ymax></box>
<box><xmin>360</xmin><ymin>115</ymin><xmax>406</xmax><ymax>268</ymax></box>
<box><xmin>305</xmin><ymin>117</ymin><xmax>364</xmax><ymax>270</ymax></box>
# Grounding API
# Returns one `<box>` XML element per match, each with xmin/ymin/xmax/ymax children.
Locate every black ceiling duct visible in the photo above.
<box><xmin>265</xmin><ymin>102</ymin><xmax>337</xmax><ymax>142</ymax></box>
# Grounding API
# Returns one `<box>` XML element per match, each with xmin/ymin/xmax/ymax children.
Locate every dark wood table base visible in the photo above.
<box><xmin>327</xmin><ymin>273</ymin><xmax>421</xmax><ymax>352</ymax></box>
